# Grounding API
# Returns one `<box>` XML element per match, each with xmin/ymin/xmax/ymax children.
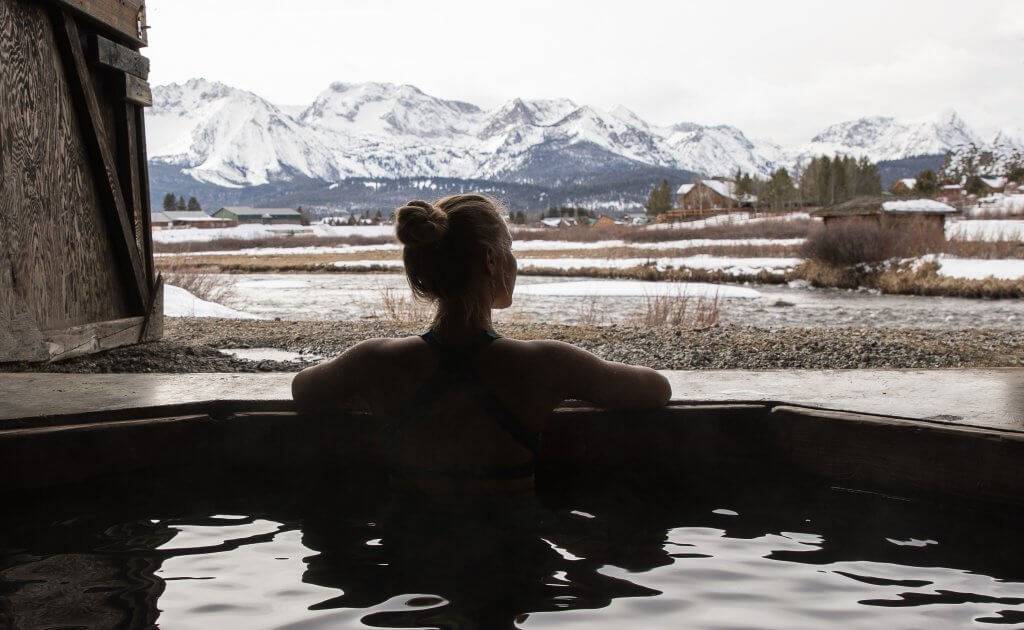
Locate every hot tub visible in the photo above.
<box><xmin>1</xmin><ymin>402</ymin><xmax>1023</xmax><ymax>628</ymax></box>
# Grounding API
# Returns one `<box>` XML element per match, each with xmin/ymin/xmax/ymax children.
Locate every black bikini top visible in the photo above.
<box><xmin>389</xmin><ymin>329</ymin><xmax>539</xmax><ymax>480</ymax></box>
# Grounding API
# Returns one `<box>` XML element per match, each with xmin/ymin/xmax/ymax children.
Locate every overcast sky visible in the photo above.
<box><xmin>147</xmin><ymin>0</ymin><xmax>1023</xmax><ymax>144</ymax></box>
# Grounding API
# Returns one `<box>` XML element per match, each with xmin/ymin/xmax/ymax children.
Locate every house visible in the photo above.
<box><xmin>540</xmin><ymin>216</ymin><xmax>577</xmax><ymax>228</ymax></box>
<box><xmin>593</xmin><ymin>215</ymin><xmax>618</xmax><ymax>228</ymax></box>
<box><xmin>980</xmin><ymin>177</ymin><xmax>1008</xmax><ymax>194</ymax></box>
<box><xmin>150</xmin><ymin>212</ymin><xmax>172</xmax><ymax>229</ymax></box>
<box><xmin>213</xmin><ymin>206</ymin><xmax>304</xmax><ymax>225</ymax></box>
<box><xmin>676</xmin><ymin>179</ymin><xmax>756</xmax><ymax>213</ymax></box>
<box><xmin>161</xmin><ymin>210</ymin><xmax>237</xmax><ymax>229</ymax></box>
<box><xmin>891</xmin><ymin>178</ymin><xmax>917</xmax><ymax>195</ymax></box>
<box><xmin>812</xmin><ymin>196</ymin><xmax>957</xmax><ymax>239</ymax></box>
<box><xmin>938</xmin><ymin>183</ymin><xmax>964</xmax><ymax>202</ymax></box>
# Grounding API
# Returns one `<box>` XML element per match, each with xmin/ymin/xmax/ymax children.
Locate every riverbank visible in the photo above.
<box><xmin>3</xmin><ymin>318</ymin><xmax>1022</xmax><ymax>373</ymax></box>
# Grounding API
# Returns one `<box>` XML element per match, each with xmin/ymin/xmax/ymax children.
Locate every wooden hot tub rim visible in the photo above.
<box><xmin>2</xmin><ymin>400</ymin><xmax>1023</xmax><ymax>507</ymax></box>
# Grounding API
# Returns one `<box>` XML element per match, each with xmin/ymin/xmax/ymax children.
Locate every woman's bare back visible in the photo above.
<box><xmin>292</xmin><ymin>332</ymin><xmax>671</xmax><ymax>493</ymax></box>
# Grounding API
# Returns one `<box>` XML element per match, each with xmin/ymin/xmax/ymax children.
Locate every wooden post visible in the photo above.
<box><xmin>52</xmin><ymin>9</ymin><xmax>148</xmax><ymax>312</ymax></box>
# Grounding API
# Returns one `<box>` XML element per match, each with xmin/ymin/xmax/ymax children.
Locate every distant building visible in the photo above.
<box><xmin>623</xmin><ymin>212</ymin><xmax>649</xmax><ymax>225</ymax></box>
<box><xmin>812</xmin><ymin>196</ymin><xmax>957</xmax><ymax>240</ymax></box>
<box><xmin>151</xmin><ymin>212</ymin><xmax>171</xmax><ymax>229</ymax></box>
<box><xmin>213</xmin><ymin>206</ymin><xmax>304</xmax><ymax>225</ymax></box>
<box><xmin>980</xmin><ymin>177</ymin><xmax>1008</xmax><ymax>194</ymax></box>
<box><xmin>593</xmin><ymin>215</ymin><xmax>618</xmax><ymax>228</ymax></box>
<box><xmin>675</xmin><ymin>179</ymin><xmax>756</xmax><ymax>213</ymax></box>
<box><xmin>540</xmin><ymin>216</ymin><xmax>577</xmax><ymax>228</ymax></box>
<box><xmin>154</xmin><ymin>210</ymin><xmax>237</xmax><ymax>229</ymax></box>
<box><xmin>891</xmin><ymin>178</ymin><xmax>917</xmax><ymax>195</ymax></box>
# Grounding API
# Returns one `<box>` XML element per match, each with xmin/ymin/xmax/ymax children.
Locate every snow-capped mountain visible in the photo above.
<box><xmin>146</xmin><ymin>78</ymin><xmax>776</xmax><ymax>190</ymax></box>
<box><xmin>788</xmin><ymin>111</ymin><xmax>980</xmax><ymax>165</ymax></box>
<box><xmin>146</xmin><ymin>78</ymin><xmax>1019</xmax><ymax>208</ymax></box>
<box><xmin>148</xmin><ymin>78</ymin><xmax>340</xmax><ymax>187</ymax></box>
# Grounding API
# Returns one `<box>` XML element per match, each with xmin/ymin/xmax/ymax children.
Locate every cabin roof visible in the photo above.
<box><xmin>981</xmin><ymin>177</ymin><xmax>1008</xmax><ymax>189</ymax></box>
<box><xmin>676</xmin><ymin>179</ymin><xmax>738</xmax><ymax>200</ymax></box>
<box><xmin>163</xmin><ymin>211</ymin><xmax>228</xmax><ymax>222</ymax></box>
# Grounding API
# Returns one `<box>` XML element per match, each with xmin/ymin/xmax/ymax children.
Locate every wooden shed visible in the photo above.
<box><xmin>812</xmin><ymin>196</ymin><xmax>957</xmax><ymax>238</ymax></box>
<box><xmin>1</xmin><ymin>0</ymin><xmax>160</xmax><ymax>362</ymax></box>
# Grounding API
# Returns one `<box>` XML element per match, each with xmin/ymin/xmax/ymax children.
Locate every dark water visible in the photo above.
<box><xmin>1</xmin><ymin>475</ymin><xmax>1022</xmax><ymax>630</ymax></box>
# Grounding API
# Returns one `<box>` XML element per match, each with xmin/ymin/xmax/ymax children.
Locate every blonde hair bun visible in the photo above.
<box><xmin>396</xmin><ymin>200</ymin><xmax>448</xmax><ymax>246</ymax></box>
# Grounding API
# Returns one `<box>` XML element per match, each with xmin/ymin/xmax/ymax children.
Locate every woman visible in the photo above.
<box><xmin>292</xmin><ymin>194</ymin><xmax>671</xmax><ymax>494</ymax></box>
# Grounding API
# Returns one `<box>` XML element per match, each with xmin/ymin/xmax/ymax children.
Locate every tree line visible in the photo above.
<box><xmin>644</xmin><ymin>155</ymin><xmax>884</xmax><ymax>215</ymax></box>
<box><xmin>162</xmin><ymin>193</ymin><xmax>203</xmax><ymax>213</ymax></box>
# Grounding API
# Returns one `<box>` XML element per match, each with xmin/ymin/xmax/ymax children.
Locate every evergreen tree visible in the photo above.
<box><xmin>855</xmin><ymin>158</ymin><xmax>882</xmax><ymax>196</ymax></box>
<box><xmin>645</xmin><ymin>180</ymin><xmax>673</xmax><ymax>216</ymax></box>
<box><xmin>162</xmin><ymin>193</ymin><xmax>176</xmax><ymax>212</ymax></box>
<box><xmin>915</xmin><ymin>170</ymin><xmax>939</xmax><ymax>196</ymax></box>
<box><xmin>762</xmin><ymin>168</ymin><xmax>796</xmax><ymax>210</ymax></box>
<box><xmin>965</xmin><ymin>176</ymin><xmax>986</xmax><ymax>196</ymax></box>
<box><xmin>1007</xmin><ymin>165</ymin><xmax>1024</xmax><ymax>184</ymax></box>
<box><xmin>186</xmin><ymin>196</ymin><xmax>202</xmax><ymax>212</ymax></box>
<box><xmin>176</xmin><ymin>195</ymin><xmax>186</xmax><ymax>211</ymax></box>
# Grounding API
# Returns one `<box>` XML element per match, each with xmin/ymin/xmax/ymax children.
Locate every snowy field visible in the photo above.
<box><xmin>946</xmin><ymin>220</ymin><xmax>1024</xmax><ymax>241</ymax></box>
<box><xmin>934</xmin><ymin>257</ymin><xmax>1024</xmax><ymax>281</ymax></box>
<box><xmin>966</xmin><ymin>194</ymin><xmax>1024</xmax><ymax>218</ymax></box>
<box><xmin>164</xmin><ymin>284</ymin><xmax>259</xmax><ymax>318</ymax></box>
<box><xmin>164</xmin><ymin>273</ymin><xmax>1024</xmax><ymax>329</ymax></box>
<box><xmin>152</xmin><ymin>224</ymin><xmax>394</xmax><ymax>243</ymax></box>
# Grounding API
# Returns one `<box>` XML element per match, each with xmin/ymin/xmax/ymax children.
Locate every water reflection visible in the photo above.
<box><xmin>0</xmin><ymin>478</ymin><xmax>1022</xmax><ymax>630</ymax></box>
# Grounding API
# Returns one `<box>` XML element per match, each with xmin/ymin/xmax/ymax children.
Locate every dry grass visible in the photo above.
<box><xmin>630</xmin><ymin>292</ymin><xmax>721</xmax><ymax>330</ymax></box>
<box><xmin>875</xmin><ymin>260</ymin><xmax>1024</xmax><ymax>299</ymax></box>
<box><xmin>518</xmin><ymin>243</ymin><xmax>803</xmax><ymax>259</ymax></box>
<box><xmin>375</xmin><ymin>286</ymin><xmax>433</xmax><ymax>325</ymax></box>
<box><xmin>512</xmin><ymin>216</ymin><xmax>811</xmax><ymax>243</ymax></box>
<box><xmin>795</xmin><ymin>259</ymin><xmax>1024</xmax><ymax>299</ymax></box>
<box><xmin>944</xmin><ymin>239</ymin><xmax>1024</xmax><ymax>259</ymax></box>
<box><xmin>574</xmin><ymin>296</ymin><xmax>605</xmax><ymax>326</ymax></box>
<box><xmin>161</xmin><ymin>262</ymin><xmax>232</xmax><ymax>301</ymax></box>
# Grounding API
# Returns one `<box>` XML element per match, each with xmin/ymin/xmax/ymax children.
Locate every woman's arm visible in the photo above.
<box><xmin>535</xmin><ymin>340</ymin><xmax>672</xmax><ymax>410</ymax></box>
<box><xmin>291</xmin><ymin>339</ymin><xmax>385</xmax><ymax>412</ymax></box>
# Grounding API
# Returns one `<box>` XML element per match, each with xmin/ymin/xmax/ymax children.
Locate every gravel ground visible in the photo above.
<box><xmin>2</xmin><ymin>318</ymin><xmax>1022</xmax><ymax>373</ymax></box>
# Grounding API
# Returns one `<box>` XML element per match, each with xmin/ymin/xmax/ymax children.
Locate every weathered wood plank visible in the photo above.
<box><xmin>42</xmin><ymin>314</ymin><xmax>146</xmax><ymax>360</ymax></box>
<box><xmin>139</xmin><ymin>274</ymin><xmax>162</xmax><ymax>342</ymax></box>
<box><xmin>0</xmin><ymin>0</ymin><xmax>130</xmax><ymax>337</ymax></box>
<box><xmin>36</xmin><ymin>0</ymin><xmax>146</xmax><ymax>46</ymax></box>
<box><xmin>53</xmin><ymin>10</ymin><xmax>148</xmax><ymax>311</ymax></box>
<box><xmin>0</xmin><ymin>265</ymin><xmax>48</xmax><ymax>362</ymax></box>
<box><xmin>91</xmin><ymin>33</ymin><xmax>149</xmax><ymax>78</ymax></box>
<box><xmin>124</xmin><ymin>73</ymin><xmax>151</xmax><ymax>106</ymax></box>
<box><xmin>136</xmin><ymin>105</ymin><xmax>157</xmax><ymax>289</ymax></box>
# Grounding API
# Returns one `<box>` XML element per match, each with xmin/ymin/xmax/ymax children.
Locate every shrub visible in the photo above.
<box><xmin>802</xmin><ymin>218</ymin><xmax>944</xmax><ymax>266</ymax></box>
<box><xmin>631</xmin><ymin>292</ymin><xmax>721</xmax><ymax>330</ymax></box>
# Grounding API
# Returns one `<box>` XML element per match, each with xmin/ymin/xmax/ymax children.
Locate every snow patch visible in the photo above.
<box><xmin>164</xmin><ymin>284</ymin><xmax>258</xmax><ymax>319</ymax></box>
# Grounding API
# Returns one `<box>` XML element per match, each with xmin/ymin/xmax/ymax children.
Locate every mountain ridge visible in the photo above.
<box><xmin>146</xmin><ymin>78</ymin><xmax>1020</xmax><ymax>210</ymax></box>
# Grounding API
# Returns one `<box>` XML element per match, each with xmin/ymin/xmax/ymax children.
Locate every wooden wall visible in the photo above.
<box><xmin>0</xmin><ymin>0</ymin><xmax>160</xmax><ymax>362</ymax></box>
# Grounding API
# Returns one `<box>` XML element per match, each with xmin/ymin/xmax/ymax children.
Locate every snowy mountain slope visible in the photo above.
<box><xmin>148</xmin><ymin>79</ymin><xmax>340</xmax><ymax>187</ymax></box>
<box><xmin>660</xmin><ymin>123</ymin><xmax>779</xmax><ymax>177</ymax></box>
<box><xmin>146</xmin><ymin>78</ymin><xmax>1018</xmax><ymax>198</ymax></box>
<box><xmin>788</xmin><ymin>111</ymin><xmax>980</xmax><ymax>165</ymax></box>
